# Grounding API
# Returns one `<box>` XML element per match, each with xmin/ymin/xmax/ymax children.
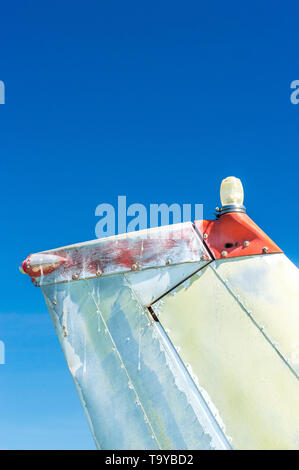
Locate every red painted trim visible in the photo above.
<box><xmin>195</xmin><ymin>212</ymin><xmax>282</xmax><ymax>259</ymax></box>
<box><xmin>21</xmin><ymin>223</ymin><xmax>210</xmax><ymax>285</ymax></box>
<box><xmin>22</xmin><ymin>254</ymin><xmax>67</xmax><ymax>278</ymax></box>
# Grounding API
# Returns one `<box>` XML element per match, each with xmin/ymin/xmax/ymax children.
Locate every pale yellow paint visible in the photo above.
<box><xmin>213</xmin><ymin>254</ymin><xmax>299</xmax><ymax>374</ymax></box>
<box><xmin>153</xmin><ymin>258</ymin><xmax>299</xmax><ymax>449</ymax></box>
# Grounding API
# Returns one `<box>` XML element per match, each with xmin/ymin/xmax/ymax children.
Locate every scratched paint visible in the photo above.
<box><xmin>152</xmin><ymin>254</ymin><xmax>299</xmax><ymax>450</ymax></box>
<box><xmin>33</xmin><ymin>222</ymin><xmax>210</xmax><ymax>286</ymax></box>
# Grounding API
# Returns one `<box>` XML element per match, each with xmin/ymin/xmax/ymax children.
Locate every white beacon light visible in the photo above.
<box><xmin>218</xmin><ymin>176</ymin><xmax>246</xmax><ymax>216</ymax></box>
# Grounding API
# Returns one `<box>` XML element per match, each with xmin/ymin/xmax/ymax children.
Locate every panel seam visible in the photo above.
<box><xmin>210</xmin><ymin>264</ymin><xmax>299</xmax><ymax>382</ymax></box>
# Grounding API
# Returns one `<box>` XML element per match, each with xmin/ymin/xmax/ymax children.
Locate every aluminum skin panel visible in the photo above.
<box><xmin>41</xmin><ymin>269</ymin><xmax>229</xmax><ymax>450</ymax></box>
<box><xmin>152</xmin><ymin>254</ymin><xmax>299</xmax><ymax>450</ymax></box>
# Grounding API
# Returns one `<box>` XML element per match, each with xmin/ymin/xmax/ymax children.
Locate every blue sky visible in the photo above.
<box><xmin>0</xmin><ymin>1</ymin><xmax>298</xmax><ymax>449</ymax></box>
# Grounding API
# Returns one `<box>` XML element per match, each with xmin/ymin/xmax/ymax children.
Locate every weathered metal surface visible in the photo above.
<box><xmin>152</xmin><ymin>253</ymin><xmax>299</xmax><ymax>449</ymax></box>
<box><xmin>21</xmin><ymin>253</ymin><xmax>67</xmax><ymax>277</ymax></box>
<box><xmin>26</xmin><ymin>223</ymin><xmax>210</xmax><ymax>286</ymax></box>
<box><xmin>212</xmin><ymin>253</ymin><xmax>299</xmax><ymax>376</ymax></box>
<box><xmin>124</xmin><ymin>262</ymin><xmax>207</xmax><ymax>306</ymax></box>
<box><xmin>195</xmin><ymin>212</ymin><xmax>282</xmax><ymax>259</ymax></box>
<box><xmin>42</xmin><ymin>273</ymin><xmax>229</xmax><ymax>450</ymax></box>
<box><xmin>22</xmin><ymin>210</ymin><xmax>298</xmax><ymax>450</ymax></box>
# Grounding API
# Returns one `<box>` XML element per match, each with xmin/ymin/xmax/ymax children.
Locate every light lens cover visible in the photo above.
<box><xmin>220</xmin><ymin>176</ymin><xmax>244</xmax><ymax>206</ymax></box>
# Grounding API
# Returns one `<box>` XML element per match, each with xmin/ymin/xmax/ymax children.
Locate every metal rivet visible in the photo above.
<box><xmin>53</xmin><ymin>300</ymin><xmax>57</xmax><ymax>305</ymax></box>
<box><xmin>262</xmin><ymin>246</ymin><xmax>269</xmax><ymax>253</ymax></box>
<box><xmin>221</xmin><ymin>250</ymin><xmax>228</xmax><ymax>257</ymax></box>
<box><xmin>166</xmin><ymin>259</ymin><xmax>172</xmax><ymax>265</ymax></box>
<box><xmin>96</xmin><ymin>269</ymin><xmax>103</xmax><ymax>277</ymax></box>
<box><xmin>132</xmin><ymin>264</ymin><xmax>138</xmax><ymax>271</ymax></box>
<box><xmin>203</xmin><ymin>233</ymin><xmax>208</xmax><ymax>239</ymax></box>
<box><xmin>72</xmin><ymin>273</ymin><xmax>79</xmax><ymax>280</ymax></box>
<box><xmin>244</xmin><ymin>240</ymin><xmax>250</xmax><ymax>247</ymax></box>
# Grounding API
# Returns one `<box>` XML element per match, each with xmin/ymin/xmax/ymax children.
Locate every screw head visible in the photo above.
<box><xmin>203</xmin><ymin>233</ymin><xmax>208</xmax><ymax>239</ymax></box>
<box><xmin>262</xmin><ymin>246</ymin><xmax>269</xmax><ymax>253</ymax></box>
<box><xmin>221</xmin><ymin>250</ymin><xmax>228</xmax><ymax>257</ymax></box>
<box><xmin>53</xmin><ymin>300</ymin><xmax>57</xmax><ymax>306</ymax></box>
<box><xmin>96</xmin><ymin>269</ymin><xmax>103</xmax><ymax>277</ymax></box>
<box><xmin>166</xmin><ymin>259</ymin><xmax>172</xmax><ymax>265</ymax></box>
<box><xmin>244</xmin><ymin>240</ymin><xmax>250</xmax><ymax>247</ymax></box>
<box><xmin>72</xmin><ymin>273</ymin><xmax>79</xmax><ymax>280</ymax></box>
<box><xmin>132</xmin><ymin>264</ymin><xmax>139</xmax><ymax>271</ymax></box>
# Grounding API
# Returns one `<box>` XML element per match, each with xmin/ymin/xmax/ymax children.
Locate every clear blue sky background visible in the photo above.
<box><xmin>0</xmin><ymin>1</ymin><xmax>298</xmax><ymax>450</ymax></box>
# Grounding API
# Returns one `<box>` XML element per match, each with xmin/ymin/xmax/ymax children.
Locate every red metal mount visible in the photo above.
<box><xmin>195</xmin><ymin>212</ymin><xmax>282</xmax><ymax>259</ymax></box>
